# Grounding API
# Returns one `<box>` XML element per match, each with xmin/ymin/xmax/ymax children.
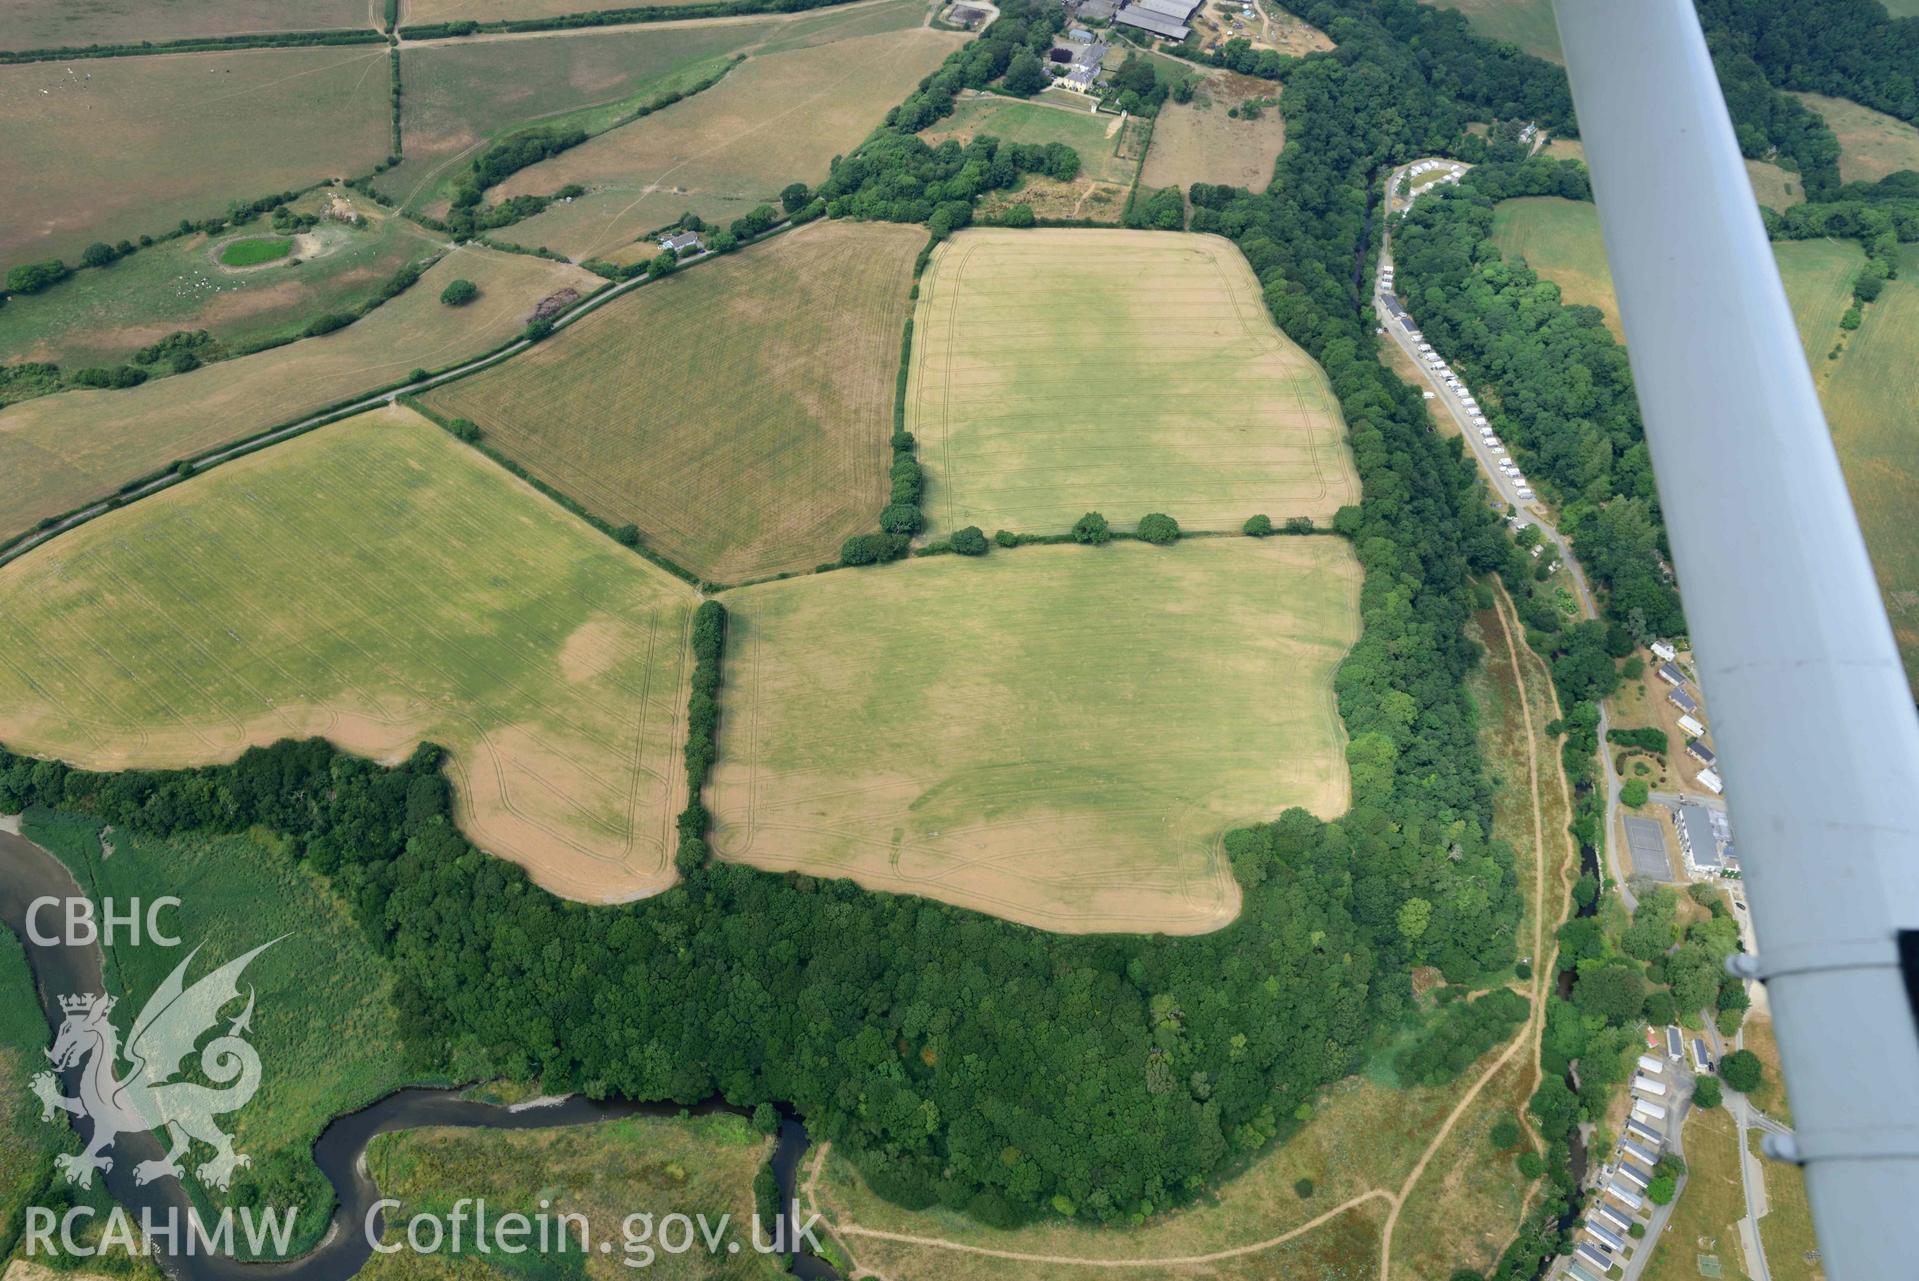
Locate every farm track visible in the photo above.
<box><xmin>800</xmin><ymin>578</ymin><xmax>1575</xmax><ymax>1279</ymax></box>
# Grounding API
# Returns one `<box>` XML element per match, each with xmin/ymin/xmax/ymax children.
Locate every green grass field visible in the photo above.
<box><xmin>1794</xmin><ymin>92</ymin><xmax>1919</xmax><ymax>185</ymax></box>
<box><xmin>0</xmin><ymin>406</ymin><xmax>700</xmax><ymax>904</ymax></box>
<box><xmin>423</xmin><ymin>220</ymin><xmax>923</xmax><ymax>583</ymax></box>
<box><xmin>1420</xmin><ymin>0</ymin><xmax>1560</xmax><ymax>61</ymax></box>
<box><xmin>0</xmin><ymin>245</ymin><xmax>595</xmax><ymax>544</ymax></box>
<box><xmin>376</xmin><ymin>23</ymin><xmax>786</xmax><ymax>212</ymax></box>
<box><xmin>909</xmin><ymin>228</ymin><xmax>1360</xmax><ymax>539</ymax></box>
<box><xmin>1</xmin><ymin>0</ymin><xmax>371</xmax><ymax>52</ymax></box>
<box><xmin>0</xmin><ymin>191</ymin><xmax>440</xmax><ymax>374</ymax></box>
<box><xmin>494</xmin><ymin>15</ymin><xmax>967</xmax><ymax>261</ymax></box>
<box><xmin>0</xmin><ymin>46</ymin><xmax>391</xmax><ymax>270</ymax></box>
<box><xmin>217</xmin><ymin>236</ymin><xmax>296</xmax><ymax>267</ymax></box>
<box><xmin>359</xmin><ymin>1112</ymin><xmax>780</xmax><ymax>1280</ymax></box>
<box><xmin>19</xmin><ymin>807</ymin><xmax>460</xmax><ymax>1255</ymax></box>
<box><xmin>1639</xmin><ymin>1107</ymin><xmax>1748</xmax><ymax>1281</ymax></box>
<box><xmin>0</xmin><ymin>920</ymin><xmax>62</xmax><ymax>1260</ymax></box>
<box><xmin>1489</xmin><ymin>197</ymin><xmax>1918</xmax><ymax>681</ymax></box>
<box><xmin>709</xmin><ymin>536</ymin><xmax>1361</xmax><ymax>933</ymax></box>
<box><xmin>922</xmin><ymin>94</ymin><xmax>1142</xmax><ymax>185</ymax></box>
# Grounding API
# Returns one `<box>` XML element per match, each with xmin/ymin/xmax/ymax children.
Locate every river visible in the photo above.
<box><xmin>0</xmin><ymin>829</ymin><xmax>834</xmax><ymax>1281</ymax></box>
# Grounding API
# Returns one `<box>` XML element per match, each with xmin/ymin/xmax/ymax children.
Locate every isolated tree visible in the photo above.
<box><xmin>1720</xmin><ymin>1049</ymin><xmax>1763</xmax><ymax>1094</ymax></box>
<box><xmin>1004</xmin><ymin>49</ymin><xmax>1047</xmax><ymax>96</ymax></box>
<box><xmin>1242</xmin><ymin>514</ymin><xmax>1274</xmax><ymax>537</ymax></box>
<box><xmin>1692</xmin><ymin>1076</ymin><xmax>1723</xmax><ymax>1108</ymax></box>
<box><xmin>1489</xmin><ymin>1117</ymin><xmax>1522</xmax><ymax>1150</ymax></box>
<box><xmin>951</xmin><ymin>526</ymin><xmax>989</xmax><ymax>556</ymax></box>
<box><xmin>780</xmin><ymin>183</ymin><xmax>811</xmax><ymax>213</ymax></box>
<box><xmin>1072</xmin><ymin>511</ymin><xmax>1111</xmax><ymax>545</ymax></box>
<box><xmin>440</xmin><ymin>278</ymin><xmax>478</xmax><ymax>306</ymax></box>
<box><xmin>1620</xmin><ymin>778</ymin><xmax>1650</xmax><ymax>807</ymax></box>
<box><xmin>1136</xmin><ymin>513</ymin><xmax>1180</xmax><ymax>545</ymax></box>
<box><xmin>1646</xmin><ymin>1174</ymin><xmax>1676</xmax><ymax>1205</ymax></box>
<box><xmin>1292</xmin><ymin>1178</ymin><xmax>1313</xmax><ymax>1199</ymax></box>
<box><xmin>1515</xmin><ymin>1151</ymin><xmax>1545</xmax><ymax>1178</ymax></box>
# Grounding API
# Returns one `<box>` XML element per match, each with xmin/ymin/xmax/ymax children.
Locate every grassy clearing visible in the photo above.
<box><xmin>358</xmin><ymin>1112</ymin><xmax>778</xmax><ymax>1280</ymax></box>
<box><xmin>922</xmin><ymin>93</ymin><xmax>1143</xmax><ymax>185</ymax></box>
<box><xmin>0</xmin><ymin>47</ymin><xmax>390</xmax><ymax>270</ymax></box>
<box><xmin>1743</xmin><ymin>160</ymin><xmax>1806</xmax><ymax>210</ymax></box>
<box><xmin>1140</xmin><ymin>72</ymin><xmax>1286</xmax><ymax>192</ymax></box>
<box><xmin>0</xmin><ymin>245</ymin><xmax>594</xmax><ymax>544</ymax></box>
<box><xmin>20</xmin><ymin>808</ymin><xmax>456</xmax><ymax>1254</ymax></box>
<box><xmin>1749</xmin><ymin>1130</ymin><xmax>1825</xmax><ymax>1281</ymax></box>
<box><xmin>1793</xmin><ymin>92</ymin><xmax>1919</xmax><ymax>185</ymax></box>
<box><xmin>495</xmin><ymin>21</ymin><xmax>968</xmax><ymax>260</ymax></box>
<box><xmin>1490</xmin><ymin>198</ymin><xmax>1919</xmax><ymax>680</ymax></box>
<box><xmin>710</xmin><ymin>537</ymin><xmax>1360</xmax><ymax>933</ymax></box>
<box><xmin>217</xmin><ymin>236</ymin><xmax>296</xmax><ymax>267</ymax></box>
<box><xmin>910</xmin><ymin>228</ymin><xmax>1359</xmax><ymax>538</ymax></box>
<box><xmin>1420</xmin><ymin>0</ymin><xmax>1560</xmax><ymax>62</ymax></box>
<box><xmin>0</xmin><ymin>406</ymin><xmax>699</xmax><ymax>904</ymax></box>
<box><xmin>377</xmin><ymin>23</ymin><xmax>785</xmax><ymax>211</ymax></box>
<box><xmin>816</xmin><ymin>1074</ymin><xmax>1447</xmax><ymax>1277</ymax></box>
<box><xmin>424</xmin><ymin>221</ymin><xmax>921</xmax><ymax>582</ymax></box>
<box><xmin>1738</xmin><ymin>1017</ymin><xmax>1793</xmax><ymax>1127</ymax></box>
<box><xmin>1386</xmin><ymin>1055</ymin><xmax>1534</xmax><ymax>1281</ymax></box>
<box><xmin>1641</xmin><ymin>1106</ymin><xmax>1751</xmax><ymax>1281</ymax></box>
<box><xmin>0</xmin><ymin>0</ymin><xmax>369</xmax><ymax>52</ymax></box>
<box><xmin>0</xmin><ymin>191</ymin><xmax>437</xmax><ymax>373</ymax></box>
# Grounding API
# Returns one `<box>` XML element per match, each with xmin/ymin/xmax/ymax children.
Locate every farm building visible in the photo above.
<box><xmin>1656</xmin><ymin>661</ymin><xmax>1687</xmax><ymax>686</ymax></box>
<box><xmin>1667</xmin><ymin>685</ymin><xmax>1699</xmax><ymax>714</ymax></box>
<box><xmin>1075</xmin><ymin>0</ymin><xmax>1119</xmax><ymax>19</ymax></box>
<box><xmin>1114</xmin><ymin>0</ymin><xmax>1199</xmax><ymax>39</ymax></box>
<box><xmin>1677</xmin><ymin>713</ymin><xmax>1707</xmax><ymax>738</ymax></box>
<box><xmin>1697</xmin><ymin>766</ymin><xmax>1724</xmax><ymax>794</ymax></box>
<box><xmin>1686</xmin><ymin>737</ymin><xmax>1717</xmax><ymax>766</ymax></box>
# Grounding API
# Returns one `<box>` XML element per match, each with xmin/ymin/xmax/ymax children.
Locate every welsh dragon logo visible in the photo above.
<box><xmin>31</xmin><ymin>941</ymin><xmax>277</xmax><ymax>1192</ymax></box>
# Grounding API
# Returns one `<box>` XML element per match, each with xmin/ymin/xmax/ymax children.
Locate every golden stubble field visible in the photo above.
<box><xmin>0</xmin><ymin>406</ymin><xmax>699</xmax><ymax>903</ymax></box>
<box><xmin>424</xmin><ymin>220</ymin><xmax>923</xmax><ymax>583</ymax></box>
<box><xmin>708</xmin><ymin>537</ymin><xmax>1362</xmax><ymax>934</ymax></box>
<box><xmin>0</xmin><ymin>245</ymin><xmax>596</xmax><ymax>544</ymax></box>
<box><xmin>492</xmin><ymin>22</ymin><xmax>969</xmax><ymax>260</ymax></box>
<box><xmin>1140</xmin><ymin>71</ymin><xmax>1287</xmax><ymax>192</ymax></box>
<box><xmin>909</xmin><ymin>228</ymin><xmax>1361</xmax><ymax>539</ymax></box>
<box><xmin>0</xmin><ymin>45</ymin><xmax>391</xmax><ymax>267</ymax></box>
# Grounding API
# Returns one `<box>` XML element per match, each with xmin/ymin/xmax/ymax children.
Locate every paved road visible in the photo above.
<box><xmin>1707</xmin><ymin>1017</ymin><xmax>1778</xmax><ymax>1281</ymax></box>
<box><xmin>1375</xmin><ymin>157</ymin><xmax>1630</xmax><ymax>911</ymax></box>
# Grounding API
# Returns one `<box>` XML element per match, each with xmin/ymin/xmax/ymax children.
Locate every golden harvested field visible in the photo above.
<box><xmin>494</xmin><ymin>23</ymin><xmax>969</xmax><ymax>260</ymax></box>
<box><xmin>0</xmin><ymin>0</ymin><xmax>371</xmax><ymax>52</ymax></box>
<box><xmin>922</xmin><ymin>93</ymin><xmax>1145</xmax><ymax>186</ymax></box>
<box><xmin>0</xmin><ymin>245</ymin><xmax>595</xmax><ymax>544</ymax></box>
<box><xmin>423</xmin><ymin>221</ymin><xmax>922</xmax><ymax>582</ymax></box>
<box><xmin>910</xmin><ymin>229</ymin><xmax>1359</xmax><ymax>539</ymax></box>
<box><xmin>1140</xmin><ymin>72</ymin><xmax>1286</xmax><ymax>192</ymax></box>
<box><xmin>709</xmin><ymin>538</ymin><xmax>1360</xmax><ymax>933</ymax></box>
<box><xmin>0</xmin><ymin>46</ymin><xmax>391</xmax><ymax>269</ymax></box>
<box><xmin>0</xmin><ymin>407</ymin><xmax>699</xmax><ymax>903</ymax></box>
<box><xmin>1794</xmin><ymin>92</ymin><xmax>1919</xmax><ymax>185</ymax></box>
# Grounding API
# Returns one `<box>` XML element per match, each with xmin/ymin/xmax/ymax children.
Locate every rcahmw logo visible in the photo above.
<box><xmin>32</xmin><ymin>938</ymin><xmax>278</xmax><ymax>1191</ymax></box>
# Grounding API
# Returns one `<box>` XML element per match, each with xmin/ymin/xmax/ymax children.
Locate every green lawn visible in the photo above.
<box><xmin>0</xmin><ymin>405</ymin><xmax>699</xmax><ymax>906</ymax></box>
<box><xmin>217</xmin><ymin>236</ymin><xmax>296</xmax><ymax>267</ymax></box>
<box><xmin>710</xmin><ymin>536</ymin><xmax>1362</xmax><ymax>934</ymax></box>
<box><xmin>1489</xmin><ymin>196</ymin><xmax>1917</xmax><ymax>681</ymax></box>
<box><xmin>20</xmin><ymin>808</ymin><xmax>461</xmax><ymax>1256</ymax></box>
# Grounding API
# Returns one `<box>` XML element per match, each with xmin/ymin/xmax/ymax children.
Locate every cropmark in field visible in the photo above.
<box><xmin>709</xmin><ymin>537</ymin><xmax>1362</xmax><ymax>934</ymax></box>
<box><xmin>0</xmin><ymin>46</ymin><xmax>391</xmax><ymax>269</ymax></box>
<box><xmin>0</xmin><ymin>245</ymin><xmax>596</xmax><ymax>545</ymax></box>
<box><xmin>910</xmin><ymin>228</ymin><xmax>1360</xmax><ymax>539</ymax></box>
<box><xmin>423</xmin><ymin>220</ymin><xmax>924</xmax><ymax>583</ymax></box>
<box><xmin>0</xmin><ymin>406</ymin><xmax>699</xmax><ymax>903</ymax></box>
<box><xmin>491</xmin><ymin>21</ymin><xmax>969</xmax><ymax>261</ymax></box>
